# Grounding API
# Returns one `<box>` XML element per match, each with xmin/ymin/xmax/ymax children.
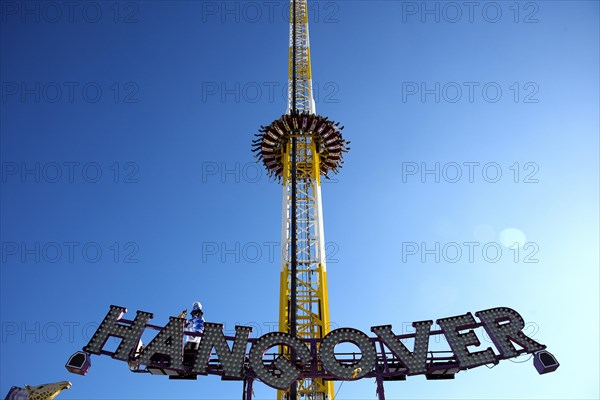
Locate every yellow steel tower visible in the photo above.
<box><xmin>253</xmin><ymin>1</ymin><xmax>349</xmax><ymax>398</ymax></box>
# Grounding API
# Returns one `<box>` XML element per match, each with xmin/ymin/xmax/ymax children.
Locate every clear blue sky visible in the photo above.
<box><xmin>1</xmin><ymin>1</ymin><xmax>598</xmax><ymax>399</ymax></box>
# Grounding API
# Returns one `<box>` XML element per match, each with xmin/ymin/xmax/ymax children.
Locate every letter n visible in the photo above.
<box><xmin>192</xmin><ymin>323</ymin><xmax>251</xmax><ymax>378</ymax></box>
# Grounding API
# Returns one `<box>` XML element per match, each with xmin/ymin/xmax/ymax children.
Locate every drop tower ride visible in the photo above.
<box><xmin>252</xmin><ymin>1</ymin><xmax>349</xmax><ymax>398</ymax></box>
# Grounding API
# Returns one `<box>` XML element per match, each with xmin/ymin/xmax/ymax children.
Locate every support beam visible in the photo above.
<box><xmin>376</xmin><ymin>375</ymin><xmax>386</xmax><ymax>400</ymax></box>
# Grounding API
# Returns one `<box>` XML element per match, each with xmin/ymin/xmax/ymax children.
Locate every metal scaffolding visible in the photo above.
<box><xmin>279</xmin><ymin>1</ymin><xmax>333</xmax><ymax>398</ymax></box>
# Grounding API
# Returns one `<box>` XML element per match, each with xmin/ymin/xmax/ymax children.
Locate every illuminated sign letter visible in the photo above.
<box><xmin>320</xmin><ymin>328</ymin><xmax>377</xmax><ymax>379</ymax></box>
<box><xmin>83</xmin><ymin>306</ymin><xmax>153</xmax><ymax>361</ymax></box>
<box><xmin>371</xmin><ymin>321</ymin><xmax>433</xmax><ymax>375</ymax></box>
<box><xmin>249</xmin><ymin>332</ymin><xmax>311</xmax><ymax>390</ymax></box>
<box><xmin>137</xmin><ymin>317</ymin><xmax>185</xmax><ymax>370</ymax></box>
<box><xmin>475</xmin><ymin>307</ymin><xmax>545</xmax><ymax>357</ymax></box>
<box><xmin>192</xmin><ymin>323</ymin><xmax>252</xmax><ymax>378</ymax></box>
<box><xmin>437</xmin><ymin>313</ymin><xmax>497</xmax><ymax>368</ymax></box>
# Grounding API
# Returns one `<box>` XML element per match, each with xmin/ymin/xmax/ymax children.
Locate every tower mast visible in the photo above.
<box><xmin>252</xmin><ymin>1</ymin><xmax>349</xmax><ymax>398</ymax></box>
<box><xmin>281</xmin><ymin>0</ymin><xmax>331</xmax><ymax>398</ymax></box>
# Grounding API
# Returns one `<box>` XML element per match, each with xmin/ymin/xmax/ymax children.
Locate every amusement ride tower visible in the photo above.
<box><xmin>60</xmin><ymin>2</ymin><xmax>559</xmax><ymax>399</ymax></box>
<box><xmin>252</xmin><ymin>0</ymin><xmax>349</xmax><ymax>398</ymax></box>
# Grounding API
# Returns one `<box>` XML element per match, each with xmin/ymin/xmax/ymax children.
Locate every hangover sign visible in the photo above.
<box><xmin>80</xmin><ymin>305</ymin><xmax>548</xmax><ymax>390</ymax></box>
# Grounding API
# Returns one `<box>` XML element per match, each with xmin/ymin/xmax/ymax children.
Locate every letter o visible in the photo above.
<box><xmin>320</xmin><ymin>328</ymin><xmax>376</xmax><ymax>379</ymax></box>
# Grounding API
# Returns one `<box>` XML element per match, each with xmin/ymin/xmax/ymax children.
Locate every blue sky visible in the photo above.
<box><xmin>1</xmin><ymin>1</ymin><xmax>598</xmax><ymax>399</ymax></box>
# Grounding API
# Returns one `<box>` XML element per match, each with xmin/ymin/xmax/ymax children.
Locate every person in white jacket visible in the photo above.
<box><xmin>185</xmin><ymin>301</ymin><xmax>205</xmax><ymax>350</ymax></box>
